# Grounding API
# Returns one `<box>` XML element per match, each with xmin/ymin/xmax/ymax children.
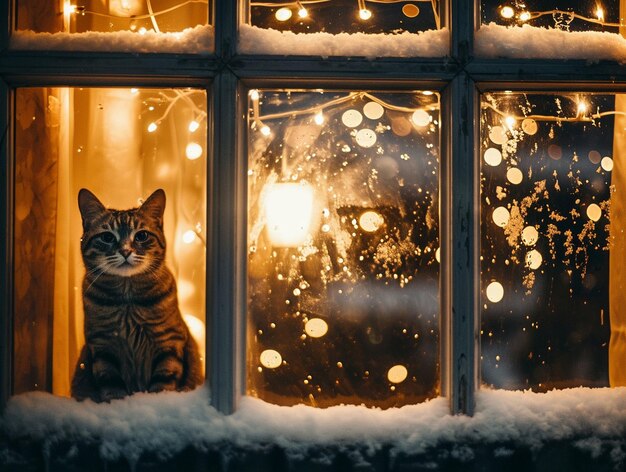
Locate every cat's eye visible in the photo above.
<box><xmin>98</xmin><ymin>232</ymin><xmax>116</xmax><ymax>244</ymax></box>
<box><xmin>134</xmin><ymin>230</ymin><xmax>150</xmax><ymax>243</ymax></box>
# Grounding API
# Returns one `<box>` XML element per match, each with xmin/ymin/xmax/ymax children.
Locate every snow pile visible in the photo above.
<box><xmin>476</xmin><ymin>23</ymin><xmax>626</xmax><ymax>62</ymax></box>
<box><xmin>2</xmin><ymin>386</ymin><xmax>626</xmax><ymax>464</ymax></box>
<box><xmin>238</xmin><ymin>24</ymin><xmax>449</xmax><ymax>58</ymax></box>
<box><xmin>10</xmin><ymin>24</ymin><xmax>214</xmax><ymax>54</ymax></box>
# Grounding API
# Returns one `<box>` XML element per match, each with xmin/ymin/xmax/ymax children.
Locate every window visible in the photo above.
<box><xmin>2</xmin><ymin>0</ymin><xmax>626</xmax><ymax>420</ymax></box>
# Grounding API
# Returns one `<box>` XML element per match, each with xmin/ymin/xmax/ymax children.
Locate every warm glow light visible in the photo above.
<box><xmin>519</xmin><ymin>11</ymin><xmax>531</xmax><ymax>21</ymax></box>
<box><xmin>525</xmin><ymin>250</ymin><xmax>543</xmax><ymax>270</ymax></box>
<box><xmin>355</xmin><ymin>128</ymin><xmax>377</xmax><ymax>148</ymax></box>
<box><xmin>521</xmin><ymin>226</ymin><xmax>539</xmax><ymax>246</ymax></box>
<box><xmin>342</xmin><ymin>109</ymin><xmax>363</xmax><ymax>128</ymax></box>
<box><xmin>305</xmin><ymin>318</ymin><xmax>328</xmax><ymax>338</ymax></box>
<box><xmin>138</xmin><ymin>27</ymin><xmax>147</xmax><ymax>35</ymax></box>
<box><xmin>183</xmin><ymin>230</ymin><xmax>197</xmax><ymax>244</ymax></box>
<box><xmin>298</xmin><ymin>7</ymin><xmax>308</xmax><ymax>18</ymax></box>
<box><xmin>486</xmin><ymin>281</ymin><xmax>504</xmax><ymax>303</ymax></box>
<box><xmin>492</xmin><ymin>206</ymin><xmax>510</xmax><ymax>227</ymax></box>
<box><xmin>264</xmin><ymin>182</ymin><xmax>315</xmax><ymax>247</ymax></box>
<box><xmin>587</xmin><ymin>203</ymin><xmax>602</xmax><ymax>222</ymax></box>
<box><xmin>506</xmin><ymin>167</ymin><xmax>523</xmax><ymax>185</ymax></box>
<box><xmin>601</xmin><ymin>156</ymin><xmax>614</xmax><ymax>171</ymax></box>
<box><xmin>147</xmin><ymin>122</ymin><xmax>158</xmax><ymax>132</ymax></box>
<box><xmin>188</xmin><ymin>120</ymin><xmax>200</xmax><ymax>132</ymax></box>
<box><xmin>484</xmin><ymin>148</ymin><xmax>503</xmax><ymax>167</ymax></box>
<box><xmin>387</xmin><ymin>365</ymin><xmax>408</xmax><ymax>384</ymax></box>
<box><xmin>596</xmin><ymin>6</ymin><xmax>604</xmax><ymax>21</ymax></box>
<box><xmin>65</xmin><ymin>2</ymin><xmax>77</xmax><ymax>14</ymax></box>
<box><xmin>521</xmin><ymin>118</ymin><xmax>538</xmax><ymax>135</ymax></box>
<box><xmin>489</xmin><ymin>125</ymin><xmax>507</xmax><ymax>145</ymax></box>
<box><xmin>314</xmin><ymin>111</ymin><xmax>325</xmax><ymax>125</ymax></box>
<box><xmin>186</xmin><ymin>142</ymin><xmax>203</xmax><ymax>160</ymax></box>
<box><xmin>577</xmin><ymin>102</ymin><xmax>588</xmax><ymax>114</ymax></box>
<box><xmin>359</xmin><ymin>9</ymin><xmax>372</xmax><ymax>20</ymax></box>
<box><xmin>402</xmin><ymin>4</ymin><xmax>420</xmax><ymax>18</ymax></box>
<box><xmin>130</xmin><ymin>88</ymin><xmax>139</xmax><ymax>95</ymax></box>
<box><xmin>363</xmin><ymin>102</ymin><xmax>384</xmax><ymax>120</ymax></box>
<box><xmin>183</xmin><ymin>314</ymin><xmax>206</xmax><ymax>357</ymax></box>
<box><xmin>505</xmin><ymin>115</ymin><xmax>516</xmax><ymax>129</ymax></box>
<box><xmin>411</xmin><ymin>109</ymin><xmax>430</xmax><ymax>127</ymax></box>
<box><xmin>250</xmin><ymin>89</ymin><xmax>260</xmax><ymax>101</ymax></box>
<box><xmin>261</xmin><ymin>125</ymin><xmax>271</xmax><ymax>136</ymax></box>
<box><xmin>500</xmin><ymin>6</ymin><xmax>515</xmax><ymax>18</ymax></box>
<box><xmin>260</xmin><ymin>349</ymin><xmax>283</xmax><ymax>369</ymax></box>
<box><xmin>275</xmin><ymin>7</ymin><xmax>293</xmax><ymax>21</ymax></box>
<box><xmin>359</xmin><ymin>210</ymin><xmax>384</xmax><ymax>232</ymax></box>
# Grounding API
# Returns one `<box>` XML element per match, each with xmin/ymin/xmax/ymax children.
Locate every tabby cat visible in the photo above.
<box><xmin>71</xmin><ymin>188</ymin><xmax>203</xmax><ymax>402</ymax></box>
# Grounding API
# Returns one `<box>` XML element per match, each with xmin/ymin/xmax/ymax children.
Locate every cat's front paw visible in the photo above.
<box><xmin>99</xmin><ymin>387</ymin><xmax>128</xmax><ymax>402</ymax></box>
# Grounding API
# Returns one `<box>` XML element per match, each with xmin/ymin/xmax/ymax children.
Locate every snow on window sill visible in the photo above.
<box><xmin>238</xmin><ymin>24</ymin><xmax>449</xmax><ymax>59</ymax></box>
<box><xmin>10</xmin><ymin>25</ymin><xmax>214</xmax><ymax>55</ymax></box>
<box><xmin>476</xmin><ymin>23</ymin><xmax>626</xmax><ymax>63</ymax></box>
<box><xmin>1</xmin><ymin>386</ymin><xmax>625</xmax><ymax>464</ymax></box>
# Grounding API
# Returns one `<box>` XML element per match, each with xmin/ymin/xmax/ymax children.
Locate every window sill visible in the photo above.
<box><xmin>1</xmin><ymin>387</ymin><xmax>625</xmax><ymax>470</ymax></box>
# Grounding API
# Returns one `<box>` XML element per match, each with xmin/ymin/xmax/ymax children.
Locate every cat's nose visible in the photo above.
<box><xmin>119</xmin><ymin>248</ymin><xmax>132</xmax><ymax>259</ymax></box>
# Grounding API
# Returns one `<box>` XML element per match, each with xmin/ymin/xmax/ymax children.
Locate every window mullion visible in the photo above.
<box><xmin>443</xmin><ymin>72</ymin><xmax>480</xmax><ymax>415</ymax></box>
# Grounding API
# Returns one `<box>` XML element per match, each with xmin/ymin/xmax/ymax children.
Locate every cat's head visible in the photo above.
<box><xmin>78</xmin><ymin>189</ymin><xmax>167</xmax><ymax>277</ymax></box>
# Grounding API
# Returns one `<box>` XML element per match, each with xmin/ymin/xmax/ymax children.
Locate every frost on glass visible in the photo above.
<box><xmin>247</xmin><ymin>89</ymin><xmax>440</xmax><ymax>408</ymax></box>
<box><xmin>17</xmin><ymin>0</ymin><xmax>209</xmax><ymax>34</ymax></box>
<box><xmin>481</xmin><ymin>0</ymin><xmax>619</xmax><ymax>32</ymax></box>
<box><xmin>479</xmin><ymin>92</ymin><xmax>626</xmax><ymax>391</ymax></box>
<box><xmin>13</xmin><ymin>87</ymin><xmax>206</xmax><ymax>395</ymax></box>
<box><xmin>248</xmin><ymin>0</ymin><xmax>442</xmax><ymax>34</ymax></box>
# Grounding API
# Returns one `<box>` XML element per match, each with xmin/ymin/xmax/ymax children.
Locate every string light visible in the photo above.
<box><xmin>182</xmin><ymin>230</ymin><xmax>197</xmax><ymax>244</ymax></box>
<box><xmin>147</xmin><ymin>122</ymin><xmax>158</xmax><ymax>132</ymax></box>
<box><xmin>498</xmin><ymin>3</ymin><xmax>620</xmax><ymax>29</ymax></box>
<box><xmin>500</xmin><ymin>6</ymin><xmax>514</xmax><ymax>19</ymax></box>
<box><xmin>188</xmin><ymin>120</ymin><xmax>200</xmax><ymax>132</ymax></box>
<box><xmin>314</xmin><ymin>111</ymin><xmax>325</xmax><ymax>125</ymax></box>
<box><xmin>261</xmin><ymin>125</ymin><xmax>271</xmax><ymax>136</ymax></box>
<box><xmin>275</xmin><ymin>7</ymin><xmax>293</xmax><ymax>21</ymax></box>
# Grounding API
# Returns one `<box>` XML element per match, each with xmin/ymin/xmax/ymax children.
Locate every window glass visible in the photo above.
<box><xmin>480</xmin><ymin>91</ymin><xmax>626</xmax><ymax>391</ymax></box>
<box><xmin>13</xmin><ymin>87</ymin><xmax>207</xmax><ymax>396</ymax></box>
<box><xmin>247</xmin><ymin>89</ymin><xmax>440</xmax><ymax>408</ymax></box>
<box><xmin>16</xmin><ymin>0</ymin><xmax>209</xmax><ymax>34</ymax></box>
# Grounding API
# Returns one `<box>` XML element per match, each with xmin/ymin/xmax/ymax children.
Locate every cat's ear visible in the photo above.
<box><xmin>140</xmin><ymin>189</ymin><xmax>166</xmax><ymax>226</ymax></box>
<box><xmin>78</xmin><ymin>189</ymin><xmax>107</xmax><ymax>231</ymax></box>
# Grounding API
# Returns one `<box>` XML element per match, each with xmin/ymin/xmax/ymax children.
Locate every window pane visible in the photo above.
<box><xmin>240</xmin><ymin>1</ymin><xmax>447</xmax><ymax>57</ymax></box>
<box><xmin>17</xmin><ymin>0</ymin><xmax>209</xmax><ymax>33</ymax></box>
<box><xmin>13</xmin><ymin>87</ymin><xmax>207</xmax><ymax>398</ymax></box>
<box><xmin>480</xmin><ymin>91</ymin><xmax>626</xmax><ymax>391</ymax></box>
<box><xmin>478</xmin><ymin>1</ymin><xmax>625</xmax><ymax>60</ymax></box>
<box><xmin>247</xmin><ymin>89</ymin><xmax>440</xmax><ymax>408</ymax></box>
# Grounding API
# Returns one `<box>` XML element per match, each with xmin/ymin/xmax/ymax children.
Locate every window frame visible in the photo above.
<box><xmin>2</xmin><ymin>0</ymin><xmax>624</xmax><ymax>416</ymax></box>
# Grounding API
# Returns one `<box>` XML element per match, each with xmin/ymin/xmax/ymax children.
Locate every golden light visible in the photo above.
<box><xmin>359</xmin><ymin>9</ymin><xmax>373</xmax><ymax>20</ymax></box>
<box><xmin>263</xmin><ymin>182</ymin><xmax>316</xmax><ymax>247</ymax></box>
<box><xmin>355</xmin><ymin>128</ymin><xmax>377</xmax><ymax>148</ymax></box>
<box><xmin>486</xmin><ymin>281</ymin><xmax>504</xmax><ymax>303</ymax></box>
<box><xmin>525</xmin><ymin>250</ymin><xmax>543</xmax><ymax>270</ymax></box>
<box><xmin>183</xmin><ymin>314</ymin><xmax>206</xmax><ymax>362</ymax></box>
<box><xmin>250</xmin><ymin>89</ymin><xmax>260</xmax><ymax>101</ymax></box>
<box><xmin>506</xmin><ymin>167</ymin><xmax>523</xmax><ymax>185</ymax></box>
<box><xmin>188</xmin><ymin>120</ymin><xmax>200</xmax><ymax>132</ymax></box>
<box><xmin>298</xmin><ymin>7</ymin><xmax>308</xmax><ymax>18</ymax></box>
<box><xmin>577</xmin><ymin>102</ymin><xmax>588</xmax><ymax>115</ymax></box>
<box><xmin>342</xmin><ymin>109</ymin><xmax>363</xmax><ymax>128</ymax></box>
<box><xmin>601</xmin><ymin>156</ymin><xmax>614</xmax><ymax>172</ymax></box>
<box><xmin>185</xmin><ymin>142</ymin><xmax>203</xmax><ymax>160</ymax></box>
<box><xmin>411</xmin><ymin>109</ymin><xmax>430</xmax><ymax>127</ymax></box>
<box><xmin>275</xmin><ymin>7</ymin><xmax>293</xmax><ymax>21</ymax></box>
<box><xmin>489</xmin><ymin>125</ymin><xmax>507</xmax><ymax>145</ymax></box>
<box><xmin>484</xmin><ymin>148</ymin><xmax>503</xmax><ymax>167</ymax></box>
<box><xmin>260</xmin><ymin>349</ymin><xmax>283</xmax><ymax>369</ymax></box>
<box><xmin>492</xmin><ymin>206</ymin><xmax>510</xmax><ymax>227</ymax></box>
<box><xmin>64</xmin><ymin>2</ymin><xmax>77</xmax><ymax>15</ymax></box>
<box><xmin>147</xmin><ymin>122</ymin><xmax>158</xmax><ymax>132</ymax></box>
<box><xmin>587</xmin><ymin>203</ymin><xmax>602</xmax><ymax>222</ymax></box>
<box><xmin>521</xmin><ymin>118</ymin><xmax>538</xmax><ymax>135</ymax></box>
<box><xmin>138</xmin><ymin>27</ymin><xmax>148</xmax><ymax>35</ymax></box>
<box><xmin>130</xmin><ymin>88</ymin><xmax>139</xmax><ymax>95</ymax></box>
<box><xmin>359</xmin><ymin>210</ymin><xmax>384</xmax><ymax>232</ymax></box>
<box><xmin>402</xmin><ymin>4</ymin><xmax>420</xmax><ymax>18</ymax></box>
<box><xmin>305</xmin><ymin>318</ymin><xmax>329</xmax><ymax>338</ymax></box>
<box><xmin>500</xmin><ymin>6</ymin><xmax>515</xmax><ymax>18</ymax></box>
<box><xmin>504</xmin><ymin>115</ymin><xmax>516</xmax><ymax>129</ymax></box>
<box><xmin>260</xmin><ymin>125</ymin><xmax>271</xmax><ymax>136</ymax></box>
<box><xmin>182</xmin><ymin>230</ymin><xmax>197</xmax><ymax>244</ymax></box>
<box><xmin>387</xmin><ymin>365</ymin><xmax>408</xmax><ymax>384</ymax></box>
<box><xmin>521</xmin><ymin>226</ymin><xmax>539</xmax><ymax>246</ymax></box>
<box><xmin>363</xmin><ymin>101</ymin><xmax>384</xmax><ymax>120</ymax></box>
<box><xmin>314</xmin><ymin>111</ymin><xmax>325</xmax><ymax>125</ymax></box>
<box><xmin>519</xmin><ymin>11</ymin><xmax>531</xmax><ymax>21</ymax></box>
<box><xmin>596</xmin><ymin>6</ymin><xmax>604</xmax><ymax>22</ymax></box>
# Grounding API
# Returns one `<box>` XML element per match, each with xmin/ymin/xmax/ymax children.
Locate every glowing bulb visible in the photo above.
<box><xmin>596</xmin><ymin>6</ymin><xmax>604</xmax><ymax>22</ymax></box>
<box><xmin>359</xmin><ymin>9</ymin><xmax>372</xmax><ymax>20</ymax></box>
<box><xmin>263</xmin><ymin>182</ymin><xmax>315</xmax><ymax>247</ymax></box>
<box><xmin>577</xmin><ymin>102</ymin><xmax>588</xmax><ymax>114</ymax></box>
<box><xmin>525</xmin><ymin>250</ymin><xmax>543</xmax><ymax>270</ymax></box>
<box><xmin>260</xmin><ymin>125</ymin><xmax>271</xmax><ymax>136</ymax></box>
<box><xmin>298</xmin><ymin>7</ymin><xmax>308</xmax><ymax>18</ymax></box>
<box><xmin>305</xmin><ymin>318</ymin><xmax>328</xmax><ymax>338</ymax></box>
<box><xmin>186</xmin><ymin>142</ymin><xmax>203</xmax><ymax>160</ymax></box>
<box><xmin>500</xmin><ymin>6</ymin><xmax>515</xmax><ymax>18</ymax></box>
<box><xmin>275</xmin><ymin>7</ymin><xmax>293</xmax><ymax>21</ymax></box>
<box><xmin>486</xmin><ymin>281</ymin><xmax>504</xmax><ymax>303</ymax></box>
<box><xmin>188</xmin><ymin>120</ymin><xmax>200</xmax><ymax>132</ymax></box>
<box><xmin>492</xmin><ymin>206</ymin><xmax>510</xmax><ymax>227</ymax></box>
<box><xmin>519</xmin><ymin>11</ymin><xmax>531</xmax><ymax>21</ymax></box>
<box><xmin>521</xmin><ymin>226</ymin><xmax>539</xmax><ymax>246</ymax></box>
<box><xmin>138</xmin><ymin>27</ymin><xmax>147</xmax><ymax>35</ymax></box>
<box><xmin>387</xmin><ymin>365</ymin><xmax>408</xmax><ymax>384</ymax></box>
<box><xmin>484</xmin><ymin>148</ymin><xmax>502</xmax><ymax>167</ymax></box>
<box><xmin>601</xmin><ymin>156</ymin><xmax>614</xmax><ymax>171</ymax></box>
<box><xmin>65</xmin><ymin>3</ymin><xmax>77</xmax><ymax>14</ymax></box>
<box><xmin>505</xmin><ymin>115</ymin><xmax>516</xmax><ymax>129</ymax></box>
<box><xmin>260</xmin><ymin>349</ymin><xmax>282</xmax><ymax>369</ymax></box>
<box><xmin>130</xmin><ymin>88</ymin><xmax>139</xmax><ymax>94</ymax></box>
<box><xmin>506</xmin><ymin>167</ymin><xmax>523</xmax><ymax>185</ymax></box>
<box><xmin>147</xmin><ymin>122</ymin><xmax>157</xmax><ymax>133</ymax></box>
<box><xmin>249</xmin><ymin>89</ymin><xmax>260</xmax><ymax>101</ymax></box>
<box><xmin>587</xmin><ymin>203</ymin><xmax>602</xmax><ymax>222</ymax></box>
<box><xmin>359</xmin><ymin>210</ymin><xmax>384</xmax><ymax>232</ymax></box>
<box><xmin>314</xmin><ymin>111</ymin><xmax>324</xmax><ymax>125</ymax></box>
<box><xmin>412</xmin><ymin>109</ymin><xmax>430</xmax><ymax>127</ymax></box>
<box><xmin>182</xmin><ymin>230</ymin><xmax>197</xmax><ymax>244</ymax></box>
<box><xmin>121</xmin><ymin>0</ymin><xmax>131</xmax><ymax>10</ymax></box>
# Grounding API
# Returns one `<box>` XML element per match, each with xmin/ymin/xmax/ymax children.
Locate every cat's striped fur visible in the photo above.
<box><xmin>71</xmin><ymin>189</ymin><xmax>203</xmax><ymax>402</ymax></box>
